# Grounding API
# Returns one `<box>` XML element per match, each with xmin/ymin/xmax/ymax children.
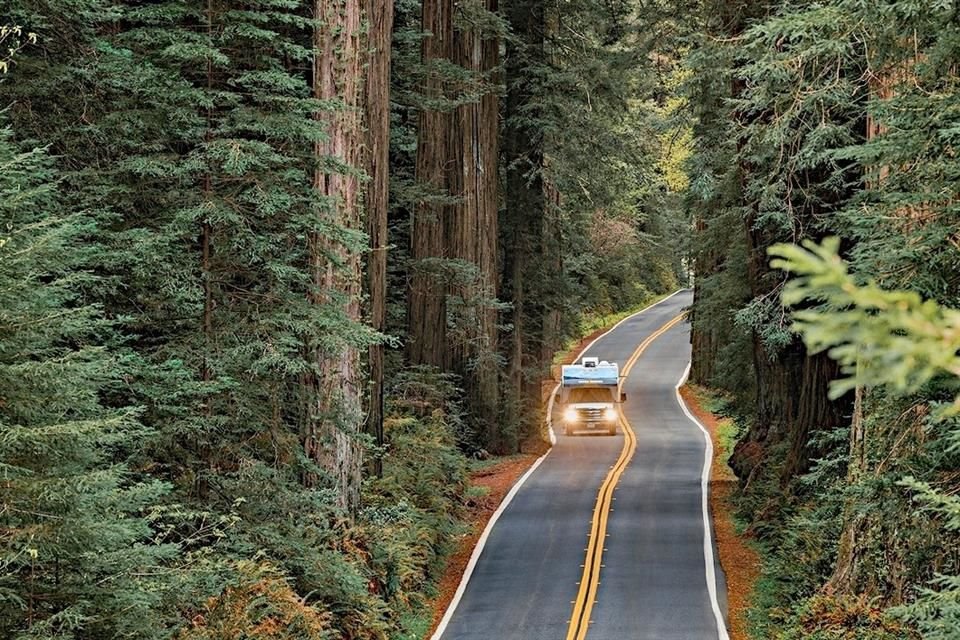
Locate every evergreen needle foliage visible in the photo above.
<box><xmin>687</xmin><ymin>1</ymin><xmax>960</xmax><ymax>637</ymax></box>
<box><xmin>772</xmin><ymin>239</ymin><xmax>960</xmax><ymax>639</ymax></box>
<box><xmin>0</xmin><ymin>128</ymin><xmax>174</xmax><ymax>639</ymax></box>
<box><xmin>772</xmin><ymin>238</ymin><xmax>960</xmax><ymax>412</ymax></box>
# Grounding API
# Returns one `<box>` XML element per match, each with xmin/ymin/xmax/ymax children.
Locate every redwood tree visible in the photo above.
<box><xmin>502</xmin><ymin>0</ymin><xmax>549</xmax><ymax>443</ymax></box>
<box><xmin>308</xmin><ymin>0</ymin><xmax>367</xmax><ymax>513</ymax></box>
<box><xmin>408</xmin><ymin>0</ymin><xmax>503</xmax><ymax>450</ymax></box>
<box><xmin>365</xmin><ymin>0</ymin><xmax>394</xmax><ymax>476</ymax></box>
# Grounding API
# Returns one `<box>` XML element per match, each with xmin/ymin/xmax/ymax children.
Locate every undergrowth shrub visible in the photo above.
<box><xmin>166</xmin><ymin>366</ymin><xmax>470</xmax><ymax>640</ymax></box>
<box><xmin>772</xmin><ymin>594</ymin><xmax>918</xmax><ymax>640</ymax></box>
<box><xmin>178</xmin><ymin>561</ymin><xmax>334</xmax><ymax>640</ymax></box>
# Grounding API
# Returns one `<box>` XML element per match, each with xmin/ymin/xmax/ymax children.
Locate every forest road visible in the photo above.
<box><xmin>433</xmin><ymin>289</ymin><xmax>729</xmax><ymax>640</ymax></box>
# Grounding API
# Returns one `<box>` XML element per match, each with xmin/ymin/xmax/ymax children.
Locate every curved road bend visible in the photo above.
<box><xmin>435</xmin><ymin>289</ymin><xmax>727</xmax><ymax>640</ymax></box>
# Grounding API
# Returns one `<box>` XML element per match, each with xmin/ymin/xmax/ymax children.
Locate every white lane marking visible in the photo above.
<box><xmin>676</xmin><ymin>362</ymin><xmax>731</xmax><ymax>640</ymax></box>
<box><xmin>430</xmin><ymin>289</ymin><xmax>687</xmax><ymax>640</ymax></box>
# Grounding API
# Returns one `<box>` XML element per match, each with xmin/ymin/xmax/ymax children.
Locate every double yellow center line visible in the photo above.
<box><xmin>564</xmin><ymin>312</ymin><xmax>689</xmax><ymax>640</ymax></box>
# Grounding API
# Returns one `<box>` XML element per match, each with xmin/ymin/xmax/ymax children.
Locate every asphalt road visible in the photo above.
<box><xmin>435</xmin><ymin>290</ymin><xmax>727</xmax><ymax>640</ymax></box>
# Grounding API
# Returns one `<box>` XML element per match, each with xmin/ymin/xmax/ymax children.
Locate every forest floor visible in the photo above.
<box><xmin>680</xmin><ymin>384</ymin><xmax>761</xmax><ymax>640</ymax></box>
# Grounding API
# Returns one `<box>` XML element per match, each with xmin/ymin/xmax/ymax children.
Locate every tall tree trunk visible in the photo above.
<box><xmin>689</xmin><ymin>215</ymin><xmax>717</xmax><ymax>386</ymax></box>
<box><xmin>829</xmin><ymin>57</ymin><xmax>901</xmax><ymax>593</ymax></box>
<box><xmin>829</xmin><ymin>381</ymin><xmax>867</xmax><ymax>593</ymax></box>
<box><xmin>538</xmin><ymin>9</ymin><xmax>563</xmax><ymax>370</ymax></box>
<box><xmin>451</xmin><ymin>0</ymin><xmax>500</xmax><ymax>448</ymax></box>
<box><xmin>364</xmin><ymin>0</ymin><xmax>394</xmax><ymax>477</ymax></box>
<box><xmin>689</xmin><ymin>0</ymin><xmax>752</xmax><ymax>388</ymax></box>
<box><xmin>307</xmin><ymin>0</ymin><xmax>366</xmax><ymax>514</ymax></box>
<box><xmin>408</xmin><ymin>0</ymin><xmax>453</xmax><ymax>370</ymax></box>
<box><xmin>502</xmin><ymin>0</ymin><xmax>546</xmax><ymax>446</ymax></box>
<box><xmin>409</xmin><ymin>0</ymin><xmax>502</xmax><ymax>449</ymax></box>
<box><xmin>715</xmin><ymin>0</ymin><xmax>852</xmax><ymax>488</ymax></box>
<box><xmin>730</xmin><ymin>220</ymin><xmax>849</xmax><ymax>486</ymax></box>
<box><xmin>198</xmin><ymin>1</ymin><xmax>216</xmax><ymax>498</ymax></box>
<box><xmin>539</xmin><ymin>177</ymin><xmax>563</xmax><ymax>368</ymax></box>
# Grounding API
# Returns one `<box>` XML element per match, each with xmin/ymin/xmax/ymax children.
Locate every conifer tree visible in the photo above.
<box><xmin>1</xmin><ymin>0</ymin><xmax>700</xmax><ymax>636</ymax></box>
<box><xmin>501</xmin><ymin>0</ymin><xmax>687</xmax><ymax>443</ymax></box>
<box><xmin>364</xmin><ymin>0</ymin><xmax>395</xmax><ymax>477</ymax></box>
<box><xmin>0</xmin><ymin>129</ymin><xmax>173</xmax><ymax>639</ymax></box>
<box><xmin>408</xmin><ymin>0</ymin><xmax>505</xmax><ymax>451</ymax></box>
<box><xmin>687</xmin><ymin>1</ymin><xmax>960</xmax><ymax>636</ymax></box>
<box><xmin>309</xmin><ymin>0</ymin><xmax>370</xmax><ymax>513</ymax></box>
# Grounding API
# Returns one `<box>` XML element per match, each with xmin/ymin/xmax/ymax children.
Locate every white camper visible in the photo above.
<box><xmin>559</xmin><ymin>357</ymin><xmax>626</xmax><ymax>436</ymax></box>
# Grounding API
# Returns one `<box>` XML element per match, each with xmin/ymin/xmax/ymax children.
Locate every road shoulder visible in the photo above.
<box><xmin>679</xmin><ymin>384</ymin><xmax>761</xmax><ymax>640</ymax></box>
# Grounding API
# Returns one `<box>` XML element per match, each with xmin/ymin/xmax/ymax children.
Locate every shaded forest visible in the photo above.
<box><xmin>5</xmin><ymin>0</ymin><xmax>960</xmax><ymax>638</ymax></box>
<box><xmin>0</xmin><ymin>1</ymin><xmax>686</xmax><ymax>638</ymax></box>
<box><xmin>687</xmin><ymin>1</ymin><xmax>960</xmax><ymax>637</ymax></box>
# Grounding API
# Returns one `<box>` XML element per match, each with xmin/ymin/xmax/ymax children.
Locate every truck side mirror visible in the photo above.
<box><xmin>620</xmin><ymin>392</ymin><xmax>627</xmax><ymax>403</ymax></box>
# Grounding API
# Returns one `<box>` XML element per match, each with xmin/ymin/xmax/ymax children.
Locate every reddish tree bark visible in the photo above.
<box><xmin>408</xmin><ymin>0</ymin><xmax>454</xmax><ymax>370</ymax></box>
<box><xmin>451</xmin><ymin>0</ymin><xmax>500</xmax><ymax>445</ymax></box>
<box><xmin>306</xmin><ymin>0</ymin><xmax>366</xmax><ymax>513</ymax></box>
<box><xmin>502</xmin><ymin>0</ymin><xmax>551</xmax><ymax>447</ymax></box>
<box><xmin>408</xmin><ymin>0</ymin><xmax>502</xmax><ymax>449</ymax></box>
<box><xmin>364</xmin><ymin>0</ymin><xmax>394</xmax><ymax>477</ymax></box>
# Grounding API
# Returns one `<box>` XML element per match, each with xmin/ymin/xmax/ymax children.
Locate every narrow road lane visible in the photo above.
<box><xmin>434</xmin><ymin>290</ymin><xmax>726</xmax><ymax>640</ymax></box>
<box><xmin>589</xmin><ymin>318</ymin><xmax>726</xmax><ymax>639</ymax></box>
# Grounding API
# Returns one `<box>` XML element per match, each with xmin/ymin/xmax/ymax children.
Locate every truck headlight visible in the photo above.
<box><xmin>564</xmin><ymin>407</ymin><xmax>578</xmax><ymax>422</ymax></box>
<box><xmin>604</xmin><ymin>408</ymin><xmax>618</xmax><ymax>422</ymax></box>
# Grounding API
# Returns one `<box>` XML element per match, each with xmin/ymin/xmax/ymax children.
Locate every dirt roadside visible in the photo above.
<box><xmin>679</xmin><ymin>385</ymin><xmax>760</xmax><ymax>640</ymax></box>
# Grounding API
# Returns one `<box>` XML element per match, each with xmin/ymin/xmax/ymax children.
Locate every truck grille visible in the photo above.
<box><xmin>576</xmin><ymin>408</ymin><xmax>604</xmax><ymax>421</ymax></box>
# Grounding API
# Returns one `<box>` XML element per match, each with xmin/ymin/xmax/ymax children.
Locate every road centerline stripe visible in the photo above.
<box><xmin>564</xmin><ymin>312</ymin><xmax>688</xmax><ymax>640</ymax></box>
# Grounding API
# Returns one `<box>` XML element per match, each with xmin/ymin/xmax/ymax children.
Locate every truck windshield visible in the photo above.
<box><xmin>568</xmin><ymin>387</ymin><xmax>614</xmax><ymax>403</ymax></box>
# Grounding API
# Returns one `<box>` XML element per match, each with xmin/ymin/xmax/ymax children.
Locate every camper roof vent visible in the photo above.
<box><xmin>582</xmin><ymin>357</ymin><xmax>599</xmax><ymax>368</ymax></box>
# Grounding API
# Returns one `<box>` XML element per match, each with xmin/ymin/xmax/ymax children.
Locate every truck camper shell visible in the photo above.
<box><xmin>559</xmin><ymin>359</ymin><xmax>623</xmax><ymax>435</ymax></box>
<box><xmin>560</xmin><ymin>361</ymin><xmax>619</xmax><ymax>400</ymax></box>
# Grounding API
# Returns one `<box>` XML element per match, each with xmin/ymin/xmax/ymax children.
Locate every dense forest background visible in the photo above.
<box><xmin>1</xmin><ymin>1</ymin><xmax>687</xmax><ymax>638</ymax></box>
<box><xmin>687</xmin><ymin>1</ymin><xmax>960</xmax><ymax>638</ymax></box>
<box><xmin>4</xmin><ymin>0</ymin><xmax>960</xmax><ymax>638</ymax></box>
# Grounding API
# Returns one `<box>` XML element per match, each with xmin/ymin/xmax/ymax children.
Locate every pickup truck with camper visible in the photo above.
<box><xmin>559</xmin><ymin>357</ymin><xmax>626</xmax><ymax>436</ymax></box>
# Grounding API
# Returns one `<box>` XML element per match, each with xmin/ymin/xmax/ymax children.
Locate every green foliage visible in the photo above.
<box><xmin>177</xmin><ymin>560</ymin><xmax>334</xmax><ymax>640</ymax></box>
<box><xmin>2</xmin><ymin>1</ymin><xmax>465</xmax><ymax>637</ymax></box>
<box><xmin>686</xmin><ymin>1</ymin><xmax>960</xmax><ymax>638</ymax></box>
<box><xmin>772</xmin><ymin>238</ymin><xmax>960</xmax><ymax>413</ymax></box>
<box><xmin>0</xmin><ymin>129</ymin><xmax>174</xmax><ymax>639</ymax></box>
<box><xmin>772</xmin><ymin>239</ymin><xmax>960</xmax><ymax>638</ymax></box>
<box><xmin>1</xmin><ymin>0</ymin><xmax>694</xmax><ymax>637</ymax></box>
<box><xmin>895</xmin><ymin>572</ymin><xmax>960</xmax><ymax>640</ymax></box>
<box><xmin>683</xmin><ymin>0</ymin><xmax>757</xmax><ymax>398</ymax></box>
<box><xmin>539</xmin><ymin>0</ymin><xmax>688</xmax><ymax>320</ymax></box>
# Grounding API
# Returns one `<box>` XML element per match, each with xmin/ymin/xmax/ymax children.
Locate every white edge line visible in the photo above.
<box><xmin>429</xmin><ymin>288</ymin><xmax>687</xmax><ymax>640</ymax></box>
<box><xmin>675</xmin><ymin>362</ymin><xmax>731</xmax><ymax>640</ymax></box>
